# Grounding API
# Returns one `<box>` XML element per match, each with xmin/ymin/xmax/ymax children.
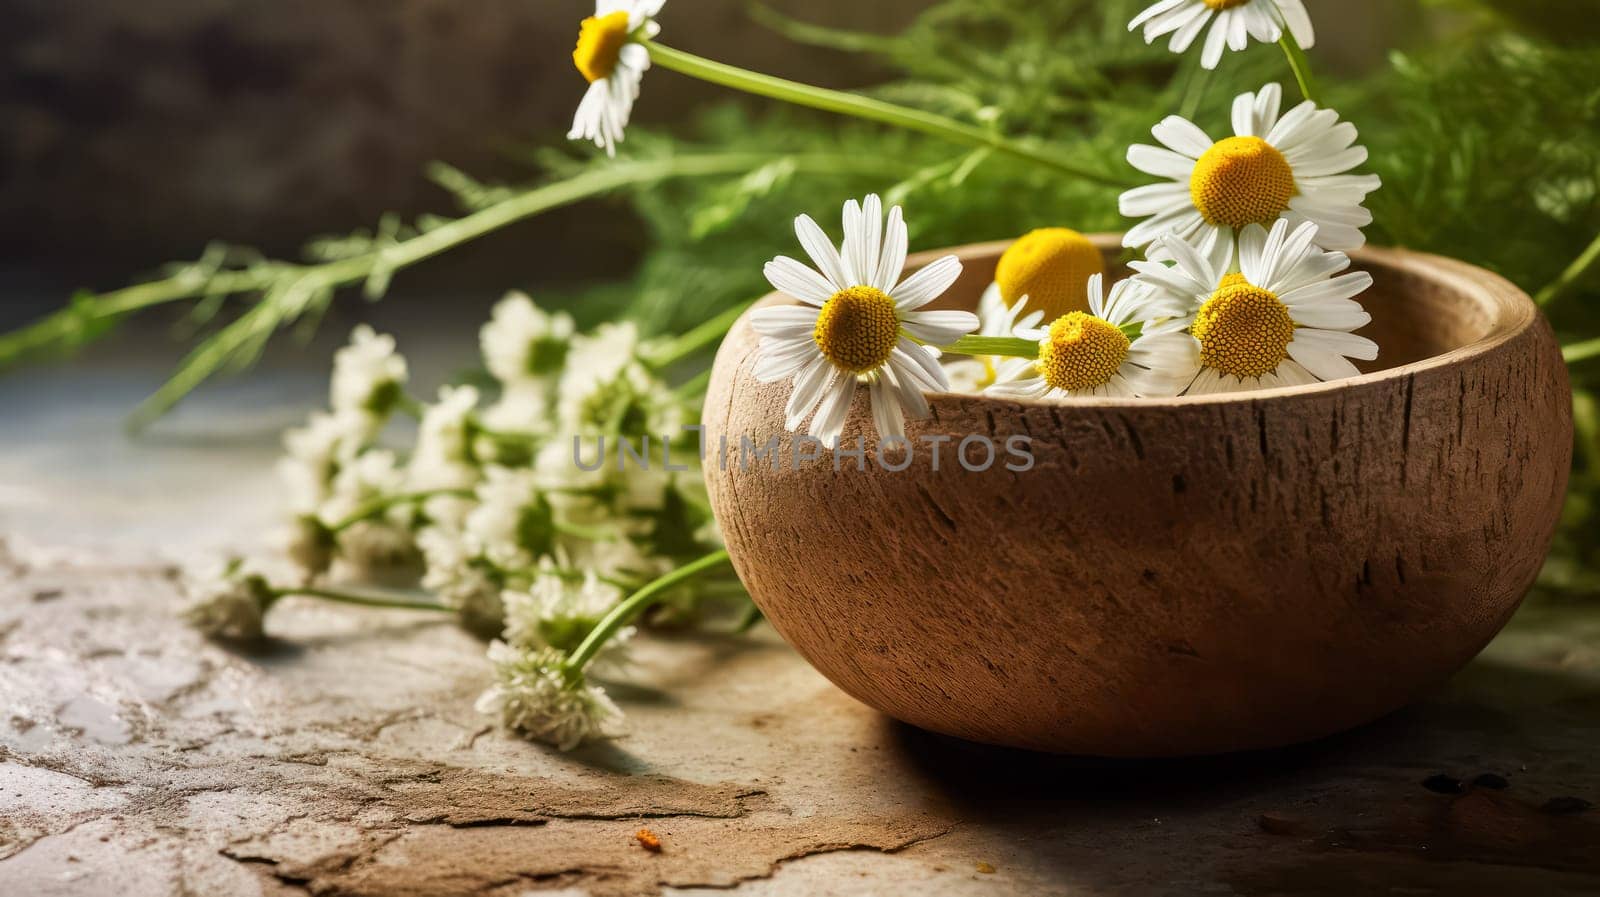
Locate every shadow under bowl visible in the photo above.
<box><xmin>702</xmin><ymin>236</ymin><xmax>1573</xmax><ymax>756</ymax></box>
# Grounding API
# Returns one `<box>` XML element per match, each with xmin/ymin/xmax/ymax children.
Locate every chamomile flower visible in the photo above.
<box><xmin>1120</xmin><ymin>83</ymin><xmax>1381</xmax><ymax>260</ymax></box>
<box><xmin>945</xmin><ymin>228</ymin><xmax>1100</xmax><ymax>392</ymax></box>
<box><xmin>1130</xmin><ymin>0</ymin><xmax>1314</xmax><ymax>70</ymax></box>
<box><xmin>567</xmin><ymin>0</ymin><xmax>664</xmax><ymax>156</ymax></box>
<box><xmin>476</xmin><ymin>642</ymin><xmax>622</xmax><ymax>750</ymax></box>
<box><xmin>751</xmin><ymin>194</ymin><xmax>978</xmax><ymax>448</ymax></box>
<box><xmin>1132</xmin><ymin>218</ymin><xmax>1378</xmax><ymax>394</ymax></box>
<box><xmin>987</xmin><ymin>274</ymin><xmax>1200</xmax><ymax>400</ymax></box>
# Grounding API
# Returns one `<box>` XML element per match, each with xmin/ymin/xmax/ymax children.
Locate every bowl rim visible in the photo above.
<box><xmin>740</xmin><ymin>235</ymin><xmax>1543</xmax><ymax>409</ymax></box>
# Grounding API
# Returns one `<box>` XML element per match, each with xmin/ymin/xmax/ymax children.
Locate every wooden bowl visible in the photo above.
<box><xmin>702</xmin><ymin>236</ymin><xmax>1573</xmax><ymax>756</ymax></box>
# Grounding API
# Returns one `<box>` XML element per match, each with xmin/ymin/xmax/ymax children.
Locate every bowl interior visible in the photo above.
<box><xmin>925</xmin><ymin>239</ymin><xmax>1508</xmax><ymax>375</ymax></box>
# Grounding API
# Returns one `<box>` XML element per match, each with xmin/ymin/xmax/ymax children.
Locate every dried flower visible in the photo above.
<box><xmin>179</xmin><ymin>560</ymin><xmax>277</xmax><ymax>641</ymax></box>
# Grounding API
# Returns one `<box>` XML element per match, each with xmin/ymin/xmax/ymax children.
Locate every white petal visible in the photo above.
<box><xmin>1286</xmin><ymin>340</ymin><xmax>1361</xmax><ymax>382</ymax></box>
<box><xmin>874</xmin><ymin>206</ymin><xmax>908</xmax><ymax>293</ymax></box>
<box><xmin>784</xmin><ymin>356</ymin><xmax>836</xmax><ymax>429</ymax></box>
<box><xmin>1277</xmin><ymin>0</ymin><xmax>1316</xmax><ymax>47</ymax></box>
<box><xmin>1279</xmin><ymin>270</ymin><xmax>1373</xmax><ymax>308</ymax></box>
<box><xmin>1130</xmin><ymin>0</ymin><xmax>1190</xmax><ymax>30</ymax></box>
<box><xmin>749</xmin><ymin>305</ymin><xmax>822</xmax><ymax>339</ymax></box>
<box><xmin>901</xmin><ymin>309</ymin><xmax>980</xmax><ymax>346</ymax></box>
<box><xmin>809</xmin><ymin>376</ymin><xmax>857</xmax><ymax>449</ymax></box>
<box><xmin>891</xmin><ymin>256</ymin><xmax>963</xmax><ymax>310</ymax></box>
<box><xmin>868</xmin><ymin>375</ymin><xmax>905</xmax><ymax>442</ymax></box>
<box><xmin>1120</xmin><ymin>181</ymin><xmax>1193</xmax><ymax>216</ymax></box>
<box><xmin>1286</xmin><ymin>299</ymin><xmax>1371</xmax><ymax>331</ymax></box>
<box><xmin>885</xmin><ymin>359</ymin><xmax>933</xmax><ymax>419</ymax></box>
<box><xmin>753</xmin><ymin>337</ymin><xmax>815</xmax><ymax>382</ymax></box>
<box><xmin>1126</xmin><ymin>144</ymin><xmax>1200</xmax><ymax>183</ymax></box>
<box><xmin>1152</xmin><ymin>115</ymin><xmax>1215</xmax><ymax>157</ymax></box>
<box><xmin>892</xmin><ymin>338</ymin><xmax>950</xmax><ymax>391</ymax></box>
<box><xmin>764</xmin><ymin>256</ymin><xmax>835</xmax><ymax>306</ymax></box>
<box><xmin>1200</xmin><ymin>16</ymin><xmax>1228</xmax><ymax>69</ymax></box>
<box><xmin>1291</xmin><ymin>326</ymin><xmax>1379</xmax><ymax>361</ymax></box>
<box><xmin>794</xmin><ymin>214</ymin><xmax>849</xmax><ymax>291</ymax></box>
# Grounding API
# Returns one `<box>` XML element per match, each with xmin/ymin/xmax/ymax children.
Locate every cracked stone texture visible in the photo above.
<box><xmin>3</xmin><ymin>314</ymin><xmax>1599</xmax><ymax>896</ymax></box>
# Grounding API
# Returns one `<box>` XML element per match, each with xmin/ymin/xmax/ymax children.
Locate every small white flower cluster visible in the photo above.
<box><xmin>476</xmin><ymin>642</ymin><xmax>622</xmax><ymax>750</ymax></box>
<box><xmin>270</xmin><ymin>292</ymin><xmax>721</xmax><ymax>749</ymax></box>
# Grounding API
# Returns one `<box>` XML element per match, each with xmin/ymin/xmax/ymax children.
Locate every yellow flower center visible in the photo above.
<box><xmin>573</xmin><ymin>10</ymin><xmax>632</xmax><ymax>83</ymax></box>
<box><xmin>1035</xmin><ymin>312</ymin><xmax>1130</xmax><ymax>393</ymax></box>
<box><xmin>994</xmin><ymin>228</ymin><xmax>1105</xmax><ymax>322</ymax></box>
<box><xmin>813</xmin><ymin>286</ymin><xmax>900</xmax><ymax>373</ymax></box>
<box><xmin>1191</xmin><ymin>277</ymin><xmax>1296</xmax><ymax>379</ymax></box>
<box><xmin>1202</xmin><ymin>0</ymin><xmax>1252</xmax><ymax>10</ymax></box>
<box><xmin>1190</xmin><ymin>136</ymin><xmax>1297</xmax><ymax>230</ymax></box>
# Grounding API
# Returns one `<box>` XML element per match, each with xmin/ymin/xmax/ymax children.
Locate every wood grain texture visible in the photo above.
<box><xmin>702</xmin><ymin>236</ymin><xmax>1574</xmax><ymax>757</ymax></box>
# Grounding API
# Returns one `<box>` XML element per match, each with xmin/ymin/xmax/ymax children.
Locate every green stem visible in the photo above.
<box><xmin>735</xmin><ymin>600</ymin><xmax>764</xmax><ymax>633</ymax></box>
<box><xmin>328</xmin><ymin>489</ymin><xmax>474</xmax><ymax>531</ymax></box>
<box><xmin>1564</xmin><ymin>335</ymin><xmax>1600</xmax><ymax>365</ymax></box>
<box><xmin>3</xmin><ymin>151</ymin><xmax>903</xmax><ymax>427</ymax></box>
<box><xmin>1278</xmin><ymin>32</ymin><xmax>1318</xmax><ymax>105</ymax></box>
<box><xmin>943</xmin><ymin>335</ymin><xmax>1039</xmax><ymax>359</ymax></box>
<box><xmin>0</xmin><ymin>268</ymin><xmax>268</xmax><ymax>366</ymax></box>
<box><xmin>671</xmin><ymin>367</ymin><xmax>713</xmax><ymax>400</ymax></box>
<box><xmin>642</xmin><ymin>298</ymin><xmax>757</xmax><ymax>369</ymax></box>
<box><xmin>1178</xmin><ymin>58</ymin><xmax>1214</xmax><ymax>120</ymax></box>
<box><xmin>563</xmin><ymin>549</ymin><xmax>732</xmax><ymax>673</ymax></box>
<box><xmin>277</xmin><ymin>586</ymin><xmax>452</xmax><ymax>613</ymax></box>
<box><xmin>643</xmin><ymin>40</ymin><xmax>1132</xmax><ymax>189</ymax></box>
<box><xmin>1537</xmin><ymin>230</ymin><xmax>1600</xmax><ymax>307</ymax></box>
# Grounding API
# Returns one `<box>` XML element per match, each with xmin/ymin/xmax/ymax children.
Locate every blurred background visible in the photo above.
<box><xmin>0</xmin><ymin>0</ymin><xmax>1428</xmax><ymax>311</ymax></box>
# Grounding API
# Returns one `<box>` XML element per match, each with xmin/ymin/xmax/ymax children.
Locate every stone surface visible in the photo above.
<box><xmin>2</xmin><ymin>312</ymin><xmax>1599</xmax><ymax>896</ymax></box>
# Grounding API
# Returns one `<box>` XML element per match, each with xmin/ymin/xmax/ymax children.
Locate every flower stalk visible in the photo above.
<box><xmin>1278</xmin><ymin>32</ymin><xmax>1318</xmax><ymax>105</ymax></box>
<box><xmin>1537</xmin><ymin>230</ymin><xmax>1600</xmax><ymax>307</ymax></box>
<box><xmin>278</xmin><ymin>586</ymin><xmax>453</xmax><ymax>614</ymax></box>
<box><xmin>642</xmin><ymin>40</ymin><xmax>1133</xmax><ymax>189</ymax></box>
<box><xmin>563</xmin><ymin>549</ymin><xmax>732</xmax><ymax>675</ymax></box>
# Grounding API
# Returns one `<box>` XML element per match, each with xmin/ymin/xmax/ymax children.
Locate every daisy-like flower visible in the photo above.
<box><xmin>503</xmin><ymin>562</ymin><xmax>631</xmax><ymax>661</ymax></box>
<box><xmin>321</xmin><ymin>450</ymin><xmax>418</xmax><ymax>576</ymax></box>
<box><xmin>330</xmin><ymin>325</ymin><xmax>408</xmax><ymax>420</ymax></box>
<box><xmin>179</xmin><ymin>559</ymin><xmax>277</xmax><ymax>641</ymax></box>
<box><xmin>1130</xmin><ymin>0</ymin><xmax>1314</xmax><ymax>70</ymax></box>
<box><xmin>1120</xmin><ymin>83</ymin><xmax>1381</xmax><ymax>261</ymax></box>
<box><xmin>419</xmin><ymin>525</ymin><xmax>505</xmax><ymax>631</ymax></box>
<box><xmin>407</xmin><ymin>385</ymin><xmax>482</xmax><ymax>529</ymax></box>
<box><xmin>556</xmin><ymin>322</ymin><xmax>683</xmax><ymax>439</ymax></box>
<box><xmin>1132</xmin><ymin>218</ymin><xmax>1378</xmax><ymax>394</ymax></box>
<box><xmin>476</xmin><ymin>642</ymin><xmax>622</xmax><ymax>750</ymax></box>
<box><xmin>945</xmin><ymin>228</ymin><xmax>1101</xmax><ymax>393</ymax></box>
<box><xmin>751</xmin><ymin>194</ymin><xmax>978</xmax><ymax>448</ymax></box>
<box><xmin>568</xmin><ymin>0</ymin><xmax>664</xmax><ymax>156</ymax></box>
<box><xmin>277</xmin><ymin>410</ymin><xmax>362</xmax><ymax>515</ymax></box>
<box><xmin>987</xmin><ymin>274</ymin><xmax>1200</xmax><ymax>400</ymax></box>
<box><xmin>481</xmin><ymin>292</ymin><xmax>574</xmax><ymax>386</ymax></box>
<box><xmin>464</xmin><ymin>466</ymin><xmax>561</xmax><ymax>572</ymax></box>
